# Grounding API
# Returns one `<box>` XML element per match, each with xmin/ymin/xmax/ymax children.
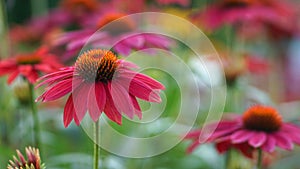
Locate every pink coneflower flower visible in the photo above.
<box><xmin>53</xmin><ymin>12</ymin><xmax>173</xmax><ymax>61</ymax></box>
<box><xmin>191</xmin><ymin>0</ymin><xmax>299</xmax><ymax>37</ymax></box>
<box><xmin>7</xmin><ymin>146</ymin><xmax>45</xmax><ymax>169</ymax></box>
<box><xmin>36</xmin><ymin>49</ymin><xmax>165</xmax><ymax>127</ymax></box>
<box><xmin>0</xmin><ymin>47</ymin><xmax>62</xmax><ymax>84</ymax></box>
<box><xmin>186</xmin><ymin>105</ymin><xmax>300</xmax><ymax>157</ymax></box>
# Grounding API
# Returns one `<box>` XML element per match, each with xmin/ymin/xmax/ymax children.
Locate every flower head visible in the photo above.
<box><xmin>7</xmin><ymin>146</ymin><xmax>45</xmax><ymax>169</ymax></box>
<box><xmin>0</xmin><ymin>47</ymin><xmax>62</xmax><ymax>84</ymax></box>
<box><xmin>185</xmin><ymin>105</ymin><xmax>300</xmax><ymax>157</ymax></box>
<box><xmin>242</xmin><ymin>106</ymin><xmax>282</xmax><ymax>132</ymax></box>
<box><xmin>191</xmin><ymin>0</ymin><xmax>299</xmax><ymax>37</ymax></box>
<box><xmin>36</xmin><ymin>49</ymin><xmax>165</xmax><ymax>127</ymax></box>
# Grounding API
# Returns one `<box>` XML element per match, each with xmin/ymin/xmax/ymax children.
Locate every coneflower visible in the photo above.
<box><xmin>7</xmin><ymin>147</ymin><xmax>45</xmax><ymax>169</ymax></box>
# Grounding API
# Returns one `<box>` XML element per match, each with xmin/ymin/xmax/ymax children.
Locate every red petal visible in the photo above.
<box><xmin>111</xmin><ymin>81</ymin><xmax>135</xmax><ymax>119</ymax></box>
<box><xmin>63</xmin><ymin>95</ymin><xmax>75</xmax><ymax>127</ymax></box>
<box><xmin>130</xmin><ymin>95</ymin><xmax>142</xmax><ymax>119</ymax></box>
<box><xmin>7</xmin><ymin>70</ymin><xmax>20</xmax><ymax>84</ymax></box>
<box><xmin>73</xmin><ymin>84</ymin><xmax>90</xmax><ymax>124</ymax></box>
<box><xmin>129</xmin><ymin>77</ymin><xmax>162</xmax><ymax>102</ymax></box>
<box><xmin>87</xmin><ymin>83</ymin><xmax>105</xmax><ymax>122</ymax></box>
<box><xmin>215</xmin><ymin>140</ymin><xmax>231</xmax><ymax>154</ymax></box>
<box><xmin>103</xmin><ymin>84</ymin><xmax>122</xmax><ymax>124</ymax></box>
<box><xmin>248</xmin><ymin>132</ymin><xmax>267</xmax><ymax>148</ymax></box>
<box><xmin>36</xmin><ymin>78</ymin><xmax>81</xmax><ymax>102</ymax></box>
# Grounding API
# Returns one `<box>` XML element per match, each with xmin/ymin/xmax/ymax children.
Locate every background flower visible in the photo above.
<box><xmin>186</xmin><ymin>105</ymin><xmax>300</xmax><ymax>157</ymax></box>
<box><xmin>0</xmin><ymin>47</ymin><xmax>62</xmax><ymax>84</ymax></box>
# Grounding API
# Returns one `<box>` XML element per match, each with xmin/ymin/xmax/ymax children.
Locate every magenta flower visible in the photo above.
<box><xmin>55</xmin><ymin>31</ymin><xmax>172</xmax><ymax>60</ymax></box>
<box><xmin>186</xmin><ymin>105</ymin><xmax>300</xmax><ymax>157</ymax></box>
<box><xmin>36</xmin><ymin>49</ymin><xmax>164</xmax><ymax>127</ymax></box>
<box><xmin>53</xmin><ymin>12</ymin><xmax>173</xmax><ymax>61</ymax></box>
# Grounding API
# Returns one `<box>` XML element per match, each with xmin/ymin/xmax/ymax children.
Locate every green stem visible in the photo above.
<box><xmin>94</xmin><ymin>121</ymin><xmax>100</xmax><ymax>169</ymax></box>
<box><xmin>0</xmin><ymin>0</ymin><xmax>9</xmax><ymax>58</ymax></box>
<box><xmin>257</xmin><ymin>149</ymin><xmax>263</xmax><ymax>169</ymax></box>
<box><xmin>225</xmin><ymin>148</ymin><xmax>232</xmax><ymax>169</ymax></box>
<box><xmin>29</xmin><ymin>83</ymin><xmax>41</xmax><ymax>148</ymax></box>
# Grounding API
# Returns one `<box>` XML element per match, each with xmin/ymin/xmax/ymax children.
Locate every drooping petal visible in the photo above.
<box><xmin>207</xmin><ymin>124</ymin><xmax>241</xmax><ymax>141</ymax></box>
<box><xmin>63</xmin><ymin>94</ymin><xmax>75</xmax><ymax>127</ymax></box>
<box><xmin>119</xmin><ymin>69</ymin><xmax>165</xmax><ymax>89</ymax></box>
<box><xmin>185</xmin><ymin>121</ymin><xmax>241</xmax><ymax>142</ymax></box>
<box><xmin>0</xmin><ymin>63</ymin><xmax>17</xmax><ymax>76</ymax></box>
<box><xmin>215</xmin><ymin>140</ymin><xmax>231</xmax><ymax>154</ymax></box>
<box><xmin>36</xmin><ymin>78</ymin><xmax>82</xmax><ymax>102</ymax></box>
<box><xmin>128</xmin><ymin>77</ymin><xmax>162</xmax><ymax>102</ymax></box>
<box><xmin>36</xmin><ymin>70</ymin><xmax>75</xmax><ymax>88</ymax></box>
<box><xmin>272</xmin><ymin>132</ymin><xmax>293</xmax><ymax>150</ymax></box>
<box><xmin>130</xmin><ymin>94</ymin><xmax>142</xmax><ymax>119</ymax></box>
<box><xmin>230</xmin><ymin>130</ymin><xmax>255</xmax><ymax>144</ymax></box>
<box><xmin>73</xmin><ymin>84</ymin><xmax>90</xmax><ymax>123</ymax></box>
<box><xmin>87</xmin><ymin>83</ymin><xmax>105</xmax><ymax>122</ymax></box>
<box><xmin>37</xmin><ymin>67</ymin><xmax>74</xmax><ymax>82</ymax></box>
<box><xmin>281</xmin><ymin>124</ymin><xmax>300</xmax><ymax>144</ymax></box>
<box><xmin>248</xmin><ymin>132</ymin><xmax>267</xmax><ymax>148</ymax></box>
<box><xmin>211</xmin><ymin>120</ymin><xmax>242</xmax><ymax>130</ymax></box>
<box><xmin>95</xmin><ymin>82</ymin><xmax>106</xmax><ymax>112</ymax></box>
<box><xmin>186</xmin><ymin>140</ymin><xmax>201</xmax><ymax>153</ymax></box>
<box><xmin>185</xmin><ymin>130</ymin><xmax>202</xmax><ymax>139</ymax></box>
<box><xmin>24</xmin><ymin>70</ymin><xmax>39</xmax><ymax>84</ymax></box>
<box><xmin>235</xmin><ymin>143</ymin><xmax>254</xmax><ymax>158</ymax></box>
<box><xmin>262</xmin><ymin>134</ymin><xmax>276</xmax><ymax>153</ymax></box>
<box><xmin>103</xmin><ymin>84</ymin><xmax>122</xmax><ymax>124</ymax></box>
<box><xmin>7</xmin><ymin>70</ymin><xmax>20</xmax><ymax>84</ymax></box>
<box><xmin>111</xmin><ymin>81</ymin><xmax>135</xmax><ymax>119</ymax></box>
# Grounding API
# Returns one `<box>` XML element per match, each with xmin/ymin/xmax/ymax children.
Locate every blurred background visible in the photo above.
<box><xmin>1</xmin><ymin>0</ymin><xmax>300</xmax><ymax>168</ymax></box>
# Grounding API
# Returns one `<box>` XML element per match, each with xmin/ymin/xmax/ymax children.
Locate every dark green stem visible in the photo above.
<box><xmin>257</xmin><ymin>149</ymin><xmax>263</xmax><ymax>169</ymax></box>
<box><xmin>29</xmin><ymin>83</ymin><xmax>41</xmax><ymax>148</ymax></box>
<box><xmin>0</xmin><ymin>0</ymin><xmax>9</xmax><ymax>58</ymax></box>
<box><xmin>94</xmin><ymin>121</ymin><xmax>100</xmax><ymax>169</ymax></box>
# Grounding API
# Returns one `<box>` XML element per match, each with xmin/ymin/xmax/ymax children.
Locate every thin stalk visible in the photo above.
<box><xmin>0</xmin><ymin>0</ymin><xmax>9</xmax><ymax>58</ymax></box>
<box><xmin>29</xmin><ymin>83</ymin><xmax>41</xmax><ymax>148</ymax></box>
<box><xmin>225</xmin><ymin>148</ymin><xmax>232</xmax><ymax>169</ymax></box>
<box><xmin>257</xmin><ymin>149</ymin><xmax>263</xmax><ymax>169</ymax></box>
<box><xmin>94</xmin><ymin>120</ymin><xmax>100</xmax><ymax>169</ymax></box>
